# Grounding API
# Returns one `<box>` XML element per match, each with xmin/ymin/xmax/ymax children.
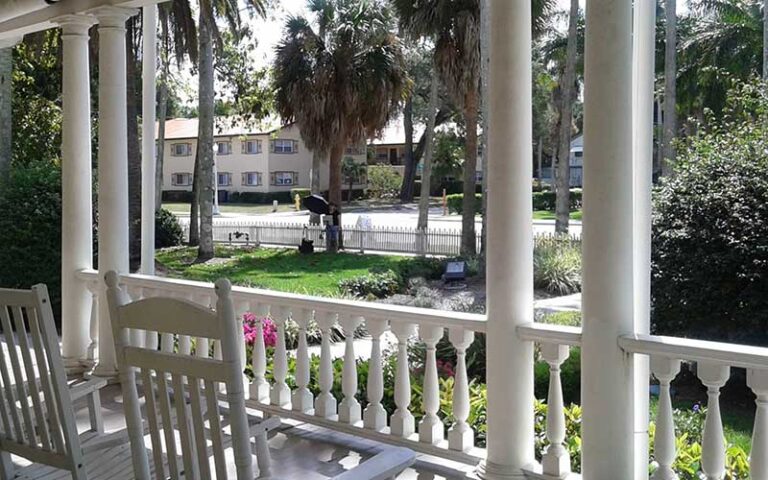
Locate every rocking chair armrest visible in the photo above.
<box><xmin>80</xmin><ymin>428</ymin><xmax>131</xmax><ymax>455</ymax></box>
<box><xmin>68</xmin><ymin>377</ymin><xmax>108</xmax><ymax>401</ymax></box>
<box><xmin>330</xmin><ymin>447</ymin><xmax>416</xmax><ymax>480</ymax></box>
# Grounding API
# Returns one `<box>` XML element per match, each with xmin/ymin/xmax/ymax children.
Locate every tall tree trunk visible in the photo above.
<box><xmin>155</xmin><ymin>35</ymin><xmax>169</xmax><ymax>213</ymax></box>
<box><xmin>417</xmin><ymin>73</ymin><xmax>440</xmax><ymax>235</ymax></box>
<box><xmin>189</xmin><ymin>149</ymin><xmax>200</xmax><ymax>245</ymax></box>
<box><xmin>461</xmin><ymin>89</ymin><xmax>479</xmax><ymax>257</ymax></box>
<box><xmin>197</xmin><ymin>9</ymin><xmax>215</xmax><ymax>261</ymax></box>
<box><xmin>328</xmin><ymin>142</ymin><xmax>344</xmax><ymax>207</ymax></box>
<box><xmin>399</xmin><ymin>96</ymin><xmax>416</xmax><ymax>202</ymax></box>
<box><xmin>764</xmin><ymin>0</ymin><xmax>767</xmax><ymax>80</ymax></box>
<box><xmin>537</xmin><ymin>138</ymin><xmax>543</xmax><ymax>179</ymax></box>
<box><xmin>0</xmin><ymin>47</ymin><xmax>12</xmax><ymax>180</ymax></box>
<box><xmin>127</xmin><ymin>22</ymin><xmax>142</xmax><ymax>271</ymax></box>
<box><xmin>309</xmin><ymin>150</ymin><xmax>322</xmax><ymax>224</ymax></box>
<box><xmin>479</xmin><ymin>0</ymin><xmax>489</xmax><ymax>260</ymax></box>
<box><xmin>661</xmin><ymin>0</ymin><xmax>677</xmax><ymax>176</ymax></box>
<box><xmin>555</xmin><ymin>0</ymin><xmax>579</xmax><ymax>234</ymax></box>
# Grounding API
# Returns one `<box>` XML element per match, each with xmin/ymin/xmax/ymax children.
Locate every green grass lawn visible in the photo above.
<box><xmin>156</xmin><ymin>246</ymin><xmax>410</xmax><ymax>297</ymax></box>
<box><xmin>532</xmin><ymin>210</ymin><xmax>583</xmax><ymax>221</ymax></box>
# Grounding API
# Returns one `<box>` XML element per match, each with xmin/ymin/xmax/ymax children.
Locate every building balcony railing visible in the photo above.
<box><xmin>76</xmin><ymin>269</ymin><xmax>768</xmax><ymax>479</ymax></box>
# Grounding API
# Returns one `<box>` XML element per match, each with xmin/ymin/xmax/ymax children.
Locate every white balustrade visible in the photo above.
<box><xmin>419</xmin><ymin>325</ymin><xmax>444</xmax><ymax>445</ymax></box>
<box><xmin>292</xmin><ymin>308</ymin><xmax>314</xmax><ymax>413</ymax></box>
<box><xmin>448</xmin><ymin>327</ymin><xmax>474</xmax><ymax>452</ymax></box>
<box><xmin>698</xmin><ymin>362</ymin><xmax>730</xmax><ymax>480</ymax></box>
<box><xmin>650</xmin><ymin>357</ymin><xmax>681</xmax><ymax>480</ymax></box>
<box><xmin>315</xmin><ymin>311</ymin><xmax>338</xmax><ymax>419</ymax></box>
<box><xmin>339</xmin><ymin>315</ymin><xmax>363</xmax><ymax>425</ymax></box>
<box><xmin>748</xmin><ymin>369</ymin><xmax>768</xmax><ymax>480</ymax></box>
<box><xmin>270</xmin><ymin>305</ymin><xmax>291</xmax><ymax>408</ymax></box>
<box><xmin>390</xmin><ymin>322</ymin><xmax>417</xmax><ymax>438</ymax></box>
<box><xmin>363</xmin><ymin>318</ymin><xmax>389</xmax><ymax>432</ymax></box>
<box><xmin>541</xmin><ymin>343</ymin><xmax>571</xmax><ymax>477</ymax></box>
<box><xmin>249</xmin><ymin>302</ymin><xmax>270</xmax><ymax>403</ymax></box>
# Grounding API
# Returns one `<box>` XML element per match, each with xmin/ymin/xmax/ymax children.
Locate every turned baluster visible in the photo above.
<box><xmin>390</xmin><ymin>322</ymin><xmax>417</xmax><ymax>438</ymax></box>
<box><xmin>249</xmin><ymin>302</ymin><xmax>270</xmax><ymax>403</ymax></box>
<box><xmin>270</xmin><ymin>305</ymin><xmax>291</xmax><ymax>408</ymax></box>
<box><xmin>363</xmin><ymin>318</ymin><xmax>389</xmax><ymax>431</ymax></box>
<box><xmin>650</xmin><ymin>356</ymin><xmax>681</xmax><ymax>480</ymax></box>
<box><xmin>698</xmin><ymin>362</ymin><xmax>730</xmax><ymax>480</ymax></box>
<box><xmin>315</xmin><ymin>311</ymin><xmax>338</xmax><ymax>419</ymax></box>
<box><xmin>419</xmin><ymin>325</ymin><xmax>444</xmax><ymax>445</ymax></box>
<box><xmin>292</xmin><ymin>308</ymin><xmax>314</xmax><ymax>413</ymax></box>
<box><xmin>448</xmin><ymin>327</ymin><xmax>474</xmax><ymax>451</ymax></box>
<box><xmin>86</xmin><ymin>282</ymin><xmax>99</xmax><ymax>364</ymax></box>
<box><xmin>541</xmin><ymin>343</ymin><xmax>571</xmax><ymax>477</ymax></box>
<box><xmin>339</xmin><ymin>315</ymin><xmax>363</xmax><ymax>425</ymax></box>
<box><xmin>748</xmin><ymin>369</ymin><xmax>768</xmax><ymax>480</ymax></box>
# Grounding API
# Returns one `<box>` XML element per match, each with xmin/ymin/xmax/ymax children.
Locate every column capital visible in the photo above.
<box><xmin>88</xmin><ymin>6</ymin><xmax>138</xmax><ymax>28</ymax></box>
<box><xmin>53</xmin><ymin>15</ymin><xmax>96</xmax><ymax>36</ymax></box>
<box><xmin>0</xmin><ymin>36</ymin><xmax>23</xmax><ymax>49</ymax></box>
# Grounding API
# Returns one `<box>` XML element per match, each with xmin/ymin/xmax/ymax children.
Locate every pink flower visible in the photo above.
<box><xmin>436</xmin><ymin>359</ymin><xmax>455</xmax><ymax>377</ymax></box>
<box><xmin>242</xmin><ymin>313</ymin><xmax>278</xmax><ymax>348</ymax></box>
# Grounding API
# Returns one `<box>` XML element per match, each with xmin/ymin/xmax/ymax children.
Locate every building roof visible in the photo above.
<box><xmin>156</xmin><ymin>116</ymin><xmax>284</xmax><ymax>141</ymax></box>
<box><xmin>369</xmin><ymin>120</ymin><xmax>426</xmax><ymax>146</ymax></box>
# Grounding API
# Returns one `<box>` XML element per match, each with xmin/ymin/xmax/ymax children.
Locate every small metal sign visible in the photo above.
<box><xmin>443</xmin><ymin>261</ymin><xmax>467</xmax><ymax>282</ymax></box>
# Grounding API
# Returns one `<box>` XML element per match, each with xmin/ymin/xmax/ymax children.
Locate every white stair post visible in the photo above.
<box><xmin>390</xmin><ymin>323</ymin><xmax>416</xmax><ymax>438</ymax></box>
<box><xmin>338</xmin><ymin>315</ymin><xmax>363</xmax><ymax>424</ymax></box>
<box><xmin>363</xmin><ymin>318</ymin><xmax>388</xmax><ymax>432</ymax></box>
<box><xmin>479</xmin><ymin>0</ymin><xmax>535</xmax><ymax>477</ymax></box>
<box><xmin>419</xmin><ymin>325</ymin><xmax>444</xmax><ymax>445</ymax></box>
<box><xmin>90</xmin><ymin>6</ymin><xmax>137</xmax><ymax>378</ymax></box>
<box><xmin>698</xmin><ymin>362</ymin><xmax>730</xmax><ymax>480</ymax></box>
<box><xmin>56</xmin><ymin>15</ymin><xmax>94</xmax><ymax>371</ymax></box>
<box><xmin>748</xmin><ymin>369</ymin><xmax>768</xmax><ymax>480</ymax></box>
<box><xmin>650</xmin><ymin>357</ymin><xmax>681</xmax><ymax>480</ymax></box>
<box><xmin>541</xmin><ymin>343</ymin><xmax>571</xmax><ymax>477</ymax></box>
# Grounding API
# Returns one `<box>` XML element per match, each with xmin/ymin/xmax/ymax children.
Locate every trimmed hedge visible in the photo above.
<box><xmin>162</xmin><ymin>190</ymin><xmax>193</xmax><ymax>203</ymax></box>
<box><xmin>228</xmin><ymin>191</ymin><xmax>293</xmax><ymax>204</ymax></box>
<box><xmin>446</xmin><ymin>190</ymin><xmax>583</xmax><ymax>214</ymax></box>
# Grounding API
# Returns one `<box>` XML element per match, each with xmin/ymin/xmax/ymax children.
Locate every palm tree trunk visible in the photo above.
<box><xmin>155</xmin><ymin>35</ymin><xmax>169</xmax><ymax>213</ymax></box>
<box><xmin>329</xmin><ymin>142</ymin><xmax>344</xmax><ymax>207</ymax></box>
<box><xmin>555</xmin><ymin>0</ymin><xmax>579</xmax><ymax>234</ymax></box>
<box><xmin>399</xmin><ymin>96</ymin><xmax>416</xmax><ymax>202</ymax></box>
<box><xmin>127</xmin><ymin>21</ymin><xmax>142</xmax><ymax>271</ymax></box>
<box><xmin>0</xmin><ymin>47</ymin><xmax>12</xmax><ymax>180</ymax></box>
<box><xmin>461</xmin><ymin>89</ymin><xmax>478</xmax><ymax>257</ymax></box>
<box><xmin>661</xmin><ymin>0</ymin><xmax>677</xmax><ymax>176</ymax></box>
<box><xmin>417</xmin><ymin>72</ymin><xmax>440</xmax><ymax>252</ymax></box>
<box><xmin>196</xmin><ymin>9</ymin><xmax>215</xmax><ymax>261</ymax></box>
<box><xmin>189</xmin><ymin>149</ymin><xmax>200</xmax><ymax>246</ymax></box>
<box><xmin>309</xmin><ymin>150</ymin><xmax>322</xmax><ymax>224</ymax></box>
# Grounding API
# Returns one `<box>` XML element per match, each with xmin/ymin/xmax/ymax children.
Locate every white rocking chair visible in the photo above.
<box><xmin>0</xmin><ymin>284</ymin><xmax>129</xmax><ymax>480</ymax></box>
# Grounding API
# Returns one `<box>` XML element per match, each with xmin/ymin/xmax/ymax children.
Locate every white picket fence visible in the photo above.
<box><xmin>177</xmin><ymin>219</ymin><xmax>581</xmax><ymax>257</ymax></box>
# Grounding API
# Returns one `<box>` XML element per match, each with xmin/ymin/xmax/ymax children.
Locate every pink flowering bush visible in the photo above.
<box><xmin>243</xmin><ymin>312</ymin><xmax>277</xmax><ymax>348</ymax></box>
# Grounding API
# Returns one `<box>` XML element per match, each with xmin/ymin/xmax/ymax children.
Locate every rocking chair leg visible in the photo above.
<box><xmin>0</xmin><ymin>450</ymin><xmax>14</xmax><ymax>480</ymax></box>
<box><xmin>255</xmin><ymin>433</ymin><xmax>272</xmax><ymax>479</ymax></box>
<box><xmin>87</xmin><ymin>390</ymin><xmax>105</xmax><ymax>434</ymax></box>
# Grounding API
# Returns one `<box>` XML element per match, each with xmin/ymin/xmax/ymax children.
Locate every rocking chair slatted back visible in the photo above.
<box><xmin>0</xmin><ymin>284</ymin><xmax>85</xmax><ymax>477</ymax></box>
<box><xmin>105</xmin><ymin>271</ymin><xmax>254</xmax><ymax>480</ymax></box>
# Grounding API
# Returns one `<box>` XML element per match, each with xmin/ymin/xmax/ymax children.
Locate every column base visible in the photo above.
<box><xmin>476</xmin><ymin>460</ymin><xmax>529</xmax><ymax>480</ymax></box>
<box><xmin>63</xmin><ymin>356</ymin><xmax>89</xmax><ymax>375</ymax></box>
<box><xmin>87</xmin><ymin>364</ymin><xmax>119</xmax><ymax>383</ymax></box>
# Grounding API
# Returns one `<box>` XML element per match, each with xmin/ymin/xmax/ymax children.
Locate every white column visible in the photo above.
<box><xmin>478</xmin><ymin>1</ymin><xmax>534</xmax><ymax>478</ymax></box>
<box><xmin>56</xmin><ymin>15</ymin><xmax>94</xmax><ymax>370</ymax></box>
<box><xmin>91</xmin><ymin>6</ymin><xmax>137</xmax><ymax>378</ymax></box>
<box><xmin>141</xmin><ymin>5</ymin><xmax>157</xmax><ymax>275</ymax></box>
<box><xmin>633</xmin><ymin>1</ymin><xmax>657</xmax><ymax>477</ymax></box>
<box><xmin>581</xmin><ymin>0</ymin><xmax>636</xmax><ymax>477</ymax></box>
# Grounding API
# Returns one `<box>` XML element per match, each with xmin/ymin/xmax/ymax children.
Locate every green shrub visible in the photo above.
<box><xmin>651</xmin><ymin>78</ymin><xmax>768</xmax><ymax>343</ymax></box>
<box><xmin>367</xmin><ymin>165</ymin><xmax>401</xmax><ymax>199</ymax></box>
<box><xmin>534</xmin><ymin>236</ymin><xmax>582</xmax><ymax>295</ymax></box>
<box><xmin>155</xmin><ymin>208</ymin><xmax>183</xmax><ymax>248</ymax></box>
<box><xmin>338</xmin><ymin>270</ymin><xmax>403</xmax><ymax>299</ymax></box>
<box><xmin>447</xmin><ymin>191</ymin><xmax>583</xmax><ymax>214</ymax></box>
<box><xmin>162</xmin><ymin>190</ymin><xmax>194</xmax><ymax>203</ymax></box>
<box><xmin>0</xmin><ymin>163</ymin><xmax>63</xmax><ymax>319</ymax></box>
<box><xmin>446</xmin><ymin>193</ymin><xmax>481</xmax><ymax>215</ymax></box>
<box><xmin>228</xmin><ymin>191</ymin><xmax>293</xmax><ymax>204</ymax></box>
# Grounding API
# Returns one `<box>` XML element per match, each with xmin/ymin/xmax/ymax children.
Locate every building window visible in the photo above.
<box><xmin>216</xmin><ymin>141</ymin><xmax>232</xmax><ymax>155</ymax></box>
<box><xmin>345</xmin><ymin>144</ymin><xmax>365</xmax><ymax>155</ymax></box>
<box><xmin>171</xmin><ymin>172</ymin><xmax>193</xmax><ymax>186</ymax></box>
<box><xmin>171</xmin><ymin>143</ymin><xmax>192</xmax><ymax>157</ymax></box>
<box><xmin>271</xmin><ymin>139</ymin><xmax>298</xmax><ymax>154</ymax></box>
<box><xmin>242</xmin><ymin>172</ymin><xmax>262</xmax><ymax>186</ymax></box>
<box><xmin>242</xmin><ymin>139</ymin><xmax>262</xmax><ymax>154</ymax></box>
<box><xmin>217</xmin><ymin>172</ymin><xmax>232</xmax><ymax>187</ymax></box>
<box><xmin>270</xmin><ymin>171</ymin><xmax>298</xmax><ymax>186</ymax></box>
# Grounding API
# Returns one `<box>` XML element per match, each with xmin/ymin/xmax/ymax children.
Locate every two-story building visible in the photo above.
<box><xmin>159</xmin><ymin>117</ymin><xmax>368</xmax><ymax>202</ymax></box>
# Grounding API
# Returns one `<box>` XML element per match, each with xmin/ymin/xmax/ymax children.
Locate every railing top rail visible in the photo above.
<box><xmin>77</xmin><ymin>269</ymin><xmax>487</xmax><ymax>332</ymax></box>
<box><xmin>619</xmin><ymin>333</ymin><xmax>768</xmax><ymax>370</ymax></box>
<box><xmin>517</xmin><ymin>322</ymin><xmax>582</xmax><ymax>346</ymax></box>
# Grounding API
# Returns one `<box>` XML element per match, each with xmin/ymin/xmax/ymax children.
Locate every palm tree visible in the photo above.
<box><xmin>0</xmin><ymin>46</ymin><xmax>11</xmax><ymax>179</ymax></box>
<box><xmin>393</xmin><ymin>0</ymin><xmax>480</xmax><ymax>257</ymax></box>
<box><xmin>274</xmin><ymin>0</ymin><xmax>409</xmax><ymax>218</ymax></box>
<box><xmin>341</xmin><ymin>157</ymin><xmax>366</xmax><ymax>205</ymax></box>
<box><xmin>417</xmin><ymin>65</ymin><xmax>440</xmax><ymax>254</ymax></box>
<box><xmin>662</xmin><ymin>0</ymin><xmax>678</xmax><ymax>175</ymax></box>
